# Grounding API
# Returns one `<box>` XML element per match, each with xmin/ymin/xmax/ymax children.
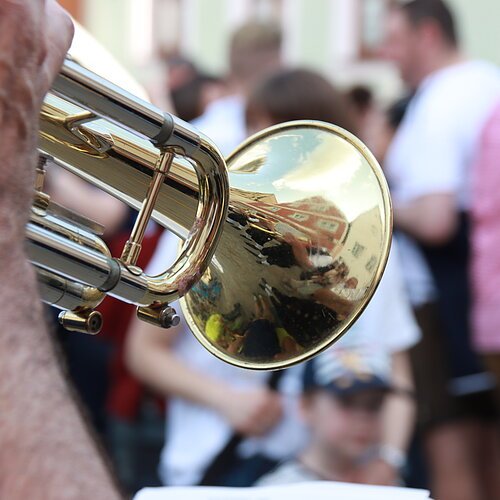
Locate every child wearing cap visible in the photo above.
<box><xmin>256</xmin><ymin>347</ymin><xmax>397</xmax><ymax>486</ymax></box>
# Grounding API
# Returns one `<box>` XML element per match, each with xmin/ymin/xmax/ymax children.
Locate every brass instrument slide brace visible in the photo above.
<box><xmin>33</xmin><ymin>155</ymin><xmax>51</xmax><ymax>214</ymax></box>
<box><xmin>121</xmin><ymin>151</ymin><xmax>175</xmax><ymax>266</ymax></box>
<box><xmin>35</xmin><ymin>155</ymin><xmax>48</xmax><ymax>192</ymax></box>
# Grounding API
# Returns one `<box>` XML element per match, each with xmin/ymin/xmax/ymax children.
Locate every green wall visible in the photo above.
<box><xmin>82</xmin><ymin>0</ymin><xmax>500</xmax><ymax>78</ymax></box>
<box><xmin>85</xmin><ymin>0</ymin><xmax>132</xmax><ymax>70</ymax></box>
<box><xmin>193</xmin><ymin>0</ymin><xmax>228</xmax><ymax>74</ymax></box>
<box><xmin>449</xmin><ymin>0</ymin><xmax>500</xmax><ymax>66</ymax></box>
<box><xmin>296</xmin><ymin>0</ymin><xmax>331</xmax><ymax>72</ymax></box>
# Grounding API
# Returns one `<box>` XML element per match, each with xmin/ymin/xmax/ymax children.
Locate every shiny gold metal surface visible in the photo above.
<box><xmin>58</xmin><ymin>309</ymin><xmax>103</xmax><ymax>335</ymax></box>
<box><xmin>31</xmin><ymin>58</ymin><xmax>392</xmax><ymax>370</ymax></box>
<box><xmin>180</xmin><ymin>122</ymin><xmax>392</xmax><ymax>370</ymax></box>
<box><xmin>31</xmin><ymin>59</ymin><xmax>229</xmax><ymax>323</ymax></box>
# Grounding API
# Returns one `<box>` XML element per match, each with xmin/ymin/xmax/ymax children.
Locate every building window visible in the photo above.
<box><xmin>289</xmin><ymin>213</ymin><xmax>310</xmax><ymax>222</ymax></box>
<box><xmin>317</xmin><ymin>219</ymin><xmax>340</xmax><ymax>232</ymax></box>
<box><xmin>315</xmin><ymin>205</ymin><xmax>329</xmax><ymax>212</ymax></box>
<box><xmin>352</xmin><ymin>242</ymin><xmax>366</xmax><ymax>258</ymax></box>
<box><xmin>366</xmin><ymin>255</ymin><xmax>377</xmax><ymax>272</ymax></box>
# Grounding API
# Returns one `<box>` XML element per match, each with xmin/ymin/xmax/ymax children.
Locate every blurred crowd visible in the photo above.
<box><xmin>50</xmin><ymin>1</ymin><xmax>500</xmax><ymax>499</ymax></box>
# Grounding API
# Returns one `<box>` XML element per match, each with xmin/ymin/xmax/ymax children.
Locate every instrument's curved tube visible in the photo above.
<box><xmin>32</xmin><ymin>59</ymin><xmax>229</xmax><ymax>309</ymax></box>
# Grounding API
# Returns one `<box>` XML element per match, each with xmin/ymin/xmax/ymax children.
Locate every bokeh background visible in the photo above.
<box><xmin>59</xmin><ymin>0</ymin><xmax>500</xmax><ymax>104</ymax></box>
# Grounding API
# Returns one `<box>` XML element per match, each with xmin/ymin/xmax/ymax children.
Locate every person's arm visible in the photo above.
<box><xmin>1</xmin><ymin>262</ymin><xmax>123</xmax><ymax>499</ymax></box>
<box><xmin>382</xmin><ymin>350</ymin><xmax>415</xmax><ymax>451</ymax></box>
<box><xmin>359</xmin><ymin>350</ymin><xmax>415</xmax><ymax>485</ymax></box>
<box><xmin>394</xmin><ymin>193</ymin><xmax>458</xmax><ymax>246</ymax></box>
<box><xmin>125</xmin><ymin>316</ymin><xmax>282</xmax><ymax>436</ymax></box>
<box><xmin>0</xmin><ymin>2</ymin><xmax>122</xmax><ymax>498</ymax></box>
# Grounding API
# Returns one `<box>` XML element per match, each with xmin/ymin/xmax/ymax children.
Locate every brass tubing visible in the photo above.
<box><xmin>27</xmin><ymin>222</ymin><xmax>118</xmax><ymax>292</ymax></box>
<box><xmin>27</xmin><ymin>220</ymin><xmax>180</xmax><ymax>306</ymax></box>
<box><xmin>36</xmin><ymin>267</ymin><xmax>104</xmax><ymax>311</ymax></box>
<box><xmin>38</xmin><ymin>59</ymin><xmax>229</xmax><ymax>306</ymax></box>
<box><xmin>54</xmin><ymin>58</ymin><xmax>168</xmax><ymax>141</ymax></box>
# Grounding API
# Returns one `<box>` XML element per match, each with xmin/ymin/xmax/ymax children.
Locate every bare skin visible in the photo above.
<box><xmin>357</xmin><ymin>351</ymin><xmax>415</xmax><ymax>486</ymax></box>
<box><xmin>0</xmin><ymin>1</ymin><xmax>122</xmax><ymax>498</ymax></box>
<box><xmin>394</xmin><ymin>193</ymin><xmax>458</xmax><ymax>246</ymax></box>
<box><xmin>125</xmin><ymin>317</ymin><xmax>283</xmax><ymax>437</ymax></box>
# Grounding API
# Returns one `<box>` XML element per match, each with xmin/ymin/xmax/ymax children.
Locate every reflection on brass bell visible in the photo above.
<box><xmin>181</xmin><ymin>121</ymin><xmax>392</xmax><ymax>370</ymax></box>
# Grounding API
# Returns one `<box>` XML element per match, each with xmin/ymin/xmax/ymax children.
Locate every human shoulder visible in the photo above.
<box><xmin>416</xmin><ymin>61</ymin><xmax>500</xmax><ymax>120</ymax></box>
<box><xmin>191</xmin><ymin>94</ymin><xmax>246</xmax><ymax>155</ymax></box>
<box><xmin>192</xmin><ymin>94</ymin><xmax>245</xmax><ymax>127</ymax></box>
<box><xmin>423</xmin><ymin>60</ymin><xmax>500</xmax><ymax>91</ymax></box>
<box><xmin>447</xmin><ymin>60</ymin><xmax>500</xmax><ymax>86</ymax></box>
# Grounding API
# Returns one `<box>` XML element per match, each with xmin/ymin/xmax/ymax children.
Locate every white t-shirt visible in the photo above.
<box><xmin>147</xmin><ymin>231</ymin><xmax>269</xmax><ymax>486</ymax></box>
<box><xmin>192</xmin><ymin>94</ymin><xmax>247</xmax><ymax>157</ymax></box>
<box><xmin>385</xmin><ymin>60</ymin><xmax>500</xmax><ymax>305</ymax></box>
<box><xmin>147</xmin><ymin>233</ymin><xmax>419</xmax><ymax>485</ymax></box>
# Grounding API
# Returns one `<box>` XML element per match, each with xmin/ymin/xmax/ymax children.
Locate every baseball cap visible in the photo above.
<box><xmin>303</xmin><ymin>346</ymin><xmax>392</xmax><ymax>396</ymax></box>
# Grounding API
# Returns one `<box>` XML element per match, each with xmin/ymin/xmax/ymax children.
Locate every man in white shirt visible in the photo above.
<box><xmin>192</xmin><ymin>21</ymin><xmax>282</xmax><ymax>156</ymax></box>
<box><xmin>381</xmin><ymin>2</ymin><xmax>500</xmax><ymax>499</ymax></box>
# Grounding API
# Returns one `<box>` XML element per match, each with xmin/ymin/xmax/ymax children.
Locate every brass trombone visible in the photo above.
<box><xmin>31</xmin><ymin>58</ymin><xmax>392</xmax><ymax>370</ymax></box>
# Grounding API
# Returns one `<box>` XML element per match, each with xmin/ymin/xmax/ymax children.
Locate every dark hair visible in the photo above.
<box><xmin>346</xmin><ymin>85</ymin><xmax>374</xmax><ymax>116</ymax></box>
<box><xmin>246</xmin><ymin>68</ymin><xmax>356</xmax><ymax>134</ymax></box>
<box><xmin>241</xmin><ymin>319</ymin><xmax>280</xmax><ymax>359</ymax></box>
<box><xmin>396</xmin><ymin>0</ymin><xmax>458</xmax><ymax>46</ymax></box>
<box><xmin>386</xmin><ymin>94</ymin><xmax>413</xmax><ymax>130</ymax></box>
<box><xmin>171</xmin><ymin>74</ymin><xmax>221</xmax><ymax>122</ymax></box>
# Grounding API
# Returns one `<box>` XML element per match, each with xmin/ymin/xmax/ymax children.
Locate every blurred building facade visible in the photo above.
<box><xmin>60</xmin><ymin>0</ymin><xmax>500</xmax><ymax>102</ymax></box>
